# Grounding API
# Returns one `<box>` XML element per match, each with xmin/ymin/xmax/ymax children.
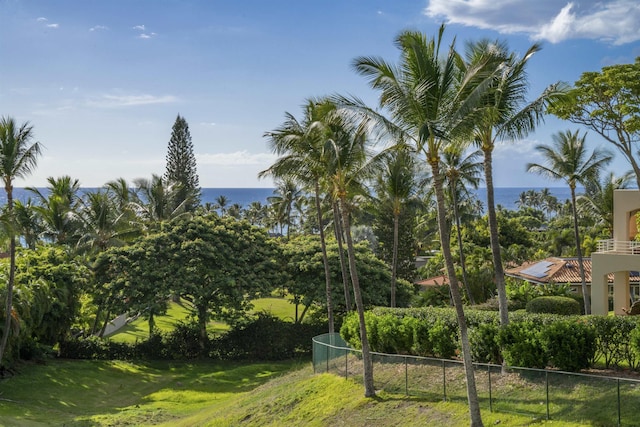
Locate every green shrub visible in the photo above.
<box><xmin>526</xmin><ymin>296</ymin><xmax>581</xmax><ymax>315</ymax></box>
<box><xmin>497</xmin><ymin>321</ymin><xmax>547</xmax><ymax>368</ymax></box>
<box><xmin>540</xmin><ymin>320</ymin><xmax>595</xmax><ymax>371</ymax></box>
<box><xmin>469</xmin><ymin>323</ymin><xmax>502</xmax><ymax>364</ymax></box>
<box><xmin>429</xmin><ymin>319</ymin><xmax>457</xmax><ymax>359</ymax></box>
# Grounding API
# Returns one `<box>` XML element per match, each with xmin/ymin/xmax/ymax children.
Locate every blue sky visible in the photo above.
<box><xmin>1</xmin><ymin>0</ymin><xmax>639</xmax><ymax>188</ymax></box>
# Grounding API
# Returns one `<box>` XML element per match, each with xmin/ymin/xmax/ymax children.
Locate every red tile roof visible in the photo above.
<box><xmin>505</xmin><ymin>257</ymin><xmax>640</xmax><ymax>284</ymax></box>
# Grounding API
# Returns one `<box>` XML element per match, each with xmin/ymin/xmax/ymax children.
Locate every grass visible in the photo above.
<box><xmin>109</xmin><ymin>296</ymin><xmax>298</xmax><ymax>343</ymax></box>
<box><xmin>0</xmin><ymin>358</ymin><xmax>587</xmax><ymax>426</ymax></box>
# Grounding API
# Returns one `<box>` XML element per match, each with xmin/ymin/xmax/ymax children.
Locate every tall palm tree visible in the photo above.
<box><xmin>323</xmin><ymin>111</ymin><xmax>378</xmax><ymax>398</ymax></box>
<box><xmin>131</xmin><ymin>174</ymin><xmax>188</xmax><ymax>226</ymax></box>
<box><xmin>267</xmin><ymin>177</ymin><xmax>302</xmax><ymax>239</ymax></box>
<box><xmin>463</xmin><ymin>39</ymin><xmax>566</xmax><ymax>328</ymax></box>
<box><xmin>261</xmin><ymin>98</ymin><xmax>339</xmax><ymax>334</ymax></box>
<box><xmin>527</xmin><ymin>129</ymin><xmax>612</xmax><ymax>314</ymax></box>
<box><xmin>214</xmin><ymin>195</ymin><xmax>229</xmax><ymax>216</ymax></box>
<box><xmin>350</xmin><ymin>27</ymin><xmax>486</xmax><ymax>424</ymax></box>
<box><xmin>372</xmin><ymin>148</ymin><xmax>422</xmax><ymax>307</ymax></box>
<box><xmin>0</xmin><ymin>116</ymin><xmax>42</xmax><ymax>365</ymax></box>
<box><xmin>442</xmin><ymin>146</ymin><xmax>483</xmax><ymax>305</ymax></box>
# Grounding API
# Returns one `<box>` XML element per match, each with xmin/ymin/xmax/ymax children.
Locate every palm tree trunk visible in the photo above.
<box><xmin>315</xmin><ymin>181</ymin><xmax>334</xmax><ymax>333</ymax></box>
<box><xmin>431</xmin><ymin>158</ymin><xmax>484</xmax><ymax>427</ymax></box>
<box><xmin>390</xmin><ymin>212</ymin><xmax>399</xmax><ymax>308</ymax></box>
<box><xmin>571</xmin><ymin>186</ymin><xmax>590</xmax><ymax>314</ymax></box>
<box><xmin>339</xmin><ymin>197</ymin><xmax>375</xmax><ymax>397</ymax></box>
<box><xmin>483</xmin><ymin>147</ymin><xmax>508</xmax><ymax>327</ymax></box>
<box><xmin>0</xmin><ymin>189</ymin><xmax>15</xmax><ymax>365</ymax></box>
<box><xmin>451</xmin><ymin>185</ymin><xmax>475</xmax><ymax>305</ymax></box>
<box><xmin>333</xmin><ymin>201</ymin><xmax>352</xmax><ymax>311</ymax></box>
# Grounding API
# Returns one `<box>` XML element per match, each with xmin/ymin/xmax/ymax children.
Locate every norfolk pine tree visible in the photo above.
<box><xmin>165</xmin><ymin>114</ymin><xmax>201</xmax><ymax>211</ymax></box>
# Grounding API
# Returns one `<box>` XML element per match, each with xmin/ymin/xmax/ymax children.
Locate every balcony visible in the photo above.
<box><xmin>596</xmin><ymin>239</ymin><xmax>640</xmax><ymax>254</ymax></box>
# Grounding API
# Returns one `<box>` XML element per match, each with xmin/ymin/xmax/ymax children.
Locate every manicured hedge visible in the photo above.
<box><xmin>340</xmin><ymin>307</ymin><xmax>640</xmax><ymax>372</ymax></box>
<box><xmin>526</xmin><ymin>296</ymin><xmax>582</xmax><ymax>315</ymax></box>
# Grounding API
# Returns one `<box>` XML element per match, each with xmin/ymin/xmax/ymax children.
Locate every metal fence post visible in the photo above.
<box><xmin>488</xmin><ymin>364</ymin><xmax>492</xmax><ymax>413</ymax></box>
<box><xmin>326</xmin><ymin>342</ymin><xmax>329</xmax><ymax>373</ymax></box>
<box><xmin>546</xmin><ymin>371</ymin><xmax>550</xmax><ymax>420</ymax></box>
<box><xmin>442</xmin><ymin>359</ymin><xmax>447</xmax><ymax>401</ymax></box>
<box><xmin>345</xmin><ymin>348</ymin><xmax>348</xmax><ymax>379</ymax></box>
<box><xmin>618</xmin><ymin>378</ymin><xmax>621</xmax><ymax>427</ymax></box>
<box><xmin>405</xmin><ymin>356</ymin><xmax>408</xmax><ymax>396</ymax></box>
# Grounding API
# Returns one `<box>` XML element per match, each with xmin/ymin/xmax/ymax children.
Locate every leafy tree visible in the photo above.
<box><xmin>527</xmin><ymin>129</ymin><xmax>612</xmax><ymax>314</ymax></box>
<box><xmin>0</xmin><ymin>116</ymin><xmax>42</xmax><ymax>367</ymax></box>
<box><xmin>164</xmin><ymin>114</ymin><xmax>201</xmax><ymax>211</ymax></box>
<box><xmin>549</xmin><ymin>57</ymin><xmax>640</xmax><ymax>188</ymax></box>
<box><xmin>149</xmin><ymin>215</ymin><xmax>280</xmax><ymax>351</ymax></box>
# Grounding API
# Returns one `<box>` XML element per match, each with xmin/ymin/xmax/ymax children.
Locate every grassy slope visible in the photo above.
<box><xmin>0</xmin><ymin>359</ymin><xmax>585</xmax><ymax>427</ymax></box>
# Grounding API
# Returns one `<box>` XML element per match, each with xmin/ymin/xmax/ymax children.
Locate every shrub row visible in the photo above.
<box><xmin>59</xmin><ymin>314</ymin><xmax>327</xmax><ymax>361</ymax></box>
<box><xmin>340</xmin><ymin>307</ymin><xmax>640</xmax><ymax>372</ymax></box>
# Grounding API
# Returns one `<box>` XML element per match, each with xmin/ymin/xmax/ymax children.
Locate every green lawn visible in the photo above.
<box><xmin>0</xmin><ymin>359</ymin><xmax>585</xmax><ymax>426</ymax></box>
<box><xmin>108</xmin><ymin>296</ymin><xmax>298</xmax><ymax>343</ymax></box>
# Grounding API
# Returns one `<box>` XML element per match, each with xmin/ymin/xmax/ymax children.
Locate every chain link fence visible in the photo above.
<box><xmin>313</xmin><ymin>333</ymin><xmax>640</xmax><ymax>426</ymax></box>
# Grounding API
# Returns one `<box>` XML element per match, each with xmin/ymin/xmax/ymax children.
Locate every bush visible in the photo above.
<box><xmin>540</xmin><ymin>320</ymin><xmax>595</xmax><ymax>371</ymax></box>
<box><xmin>469</xmin><ymin>322</ymin><xmax>502</xmax><ymax>364</ymax></box>
<box><xmin>526</xmin><ymin>296</ymin><xmax>581</xmax><ymax>315</ymax></box>
<box><xmin>497</xmin><ymin>321</ymin><xmax>547</xmax><ymax>368</ymax></box>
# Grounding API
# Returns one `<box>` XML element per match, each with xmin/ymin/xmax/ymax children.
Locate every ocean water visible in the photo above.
<box><xmin>2</xmin><ymin>186</ymin><xmax>573</xmax><ymax>212</ymax></box>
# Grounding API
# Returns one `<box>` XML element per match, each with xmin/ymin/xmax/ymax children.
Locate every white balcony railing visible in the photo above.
<box><xmin>596</xmin><ymin>239</ymin><xmax>640</xmax><ymax>254</ymax></box>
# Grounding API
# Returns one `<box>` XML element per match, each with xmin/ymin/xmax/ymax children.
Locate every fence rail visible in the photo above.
<box><xmin>596</xmin><ymin>239</ymin><xmax>640</xmax><ymax>254</ymax></box>
<box><xmin>313</xmin><ymin>333</ymin><xmax>640</xmax><ymax>426</ymax></box>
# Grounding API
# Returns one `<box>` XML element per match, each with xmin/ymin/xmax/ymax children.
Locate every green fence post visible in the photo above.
<box><xmin>326</xmin><ymin>343</ymin><xmax>329</xmax><ymax>373</ymax></box>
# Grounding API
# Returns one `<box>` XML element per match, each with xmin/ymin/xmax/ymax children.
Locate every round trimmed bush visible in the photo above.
<box><xmin>526</xmin><ymin>296</ymin><xmax>581</xmax><ymax>315</ymax></box>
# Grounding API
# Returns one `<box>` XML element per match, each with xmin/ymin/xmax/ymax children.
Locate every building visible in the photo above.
<box><xmin>592</xmin><ymin>190</ymin><xmax>640</xmax><ymax>315</ymax></box>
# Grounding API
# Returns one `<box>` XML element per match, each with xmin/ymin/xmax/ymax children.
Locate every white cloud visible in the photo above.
<box><xmin>424</xmin><ymin>0</ymin><xmax>640</xmax><ymax>44</ymax></box>
<box><xmin>139</xmin><ymin>32</ymin><xmax>157</xmax><ymax>39</ymax></box>
<box><xmin>36</xmin><ymin>17</ymin><xmax>47</xmax><ymax>22</ymax></box>
<box><xmin>89</xmin><ymin>25</ymin><xmax>108</xmax><ymax>32</ymax></box>
<box><xmin>196</xmin><ymin>151</ymin><xmax>277</xmax><ymax>166</ymax></box>
<box><xmin>36</xmin><ymin>16</ymin><xmax>59</xmax><ymax>29</ymax></box>
<box><xmin>87</xmin><ymin>93</ymin><xmax>178</xmax><ymax>108</ymax></box>
<box><xmin>200</xmin><ymin>122</ymin><xmax>217</xmax><ymax>127</ymax></box>
<box><xmin>132</xmin><ymin>25</ymin><xmax>146</xmax><ymax>31</ymax></box>
<box><xmin>46</xmin><ymin>23</ymin><xmax>59</xmax><ymax>29</ymax></box>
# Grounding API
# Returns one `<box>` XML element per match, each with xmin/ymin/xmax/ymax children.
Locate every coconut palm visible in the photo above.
<box><xmin>442</xmin><ymin>146</ymin><xmax>483</xmax><ymax>304</ymax></box>
<box><xmin>349</xmin><ymin>27</ymin><xmax>487</xmax><ymax>423</ymax></box>
<box><xmin>28</xmin><ymin>176</ymin><xmax>83</xmax><ymax>245</ymax></box>
<box><xmin>261</xmin><ymin>98</ymin><xmax>338</xmax><ymax>334</ymax></box>
<box><xmin>213</xmin><ymin>195</ymin><xmax>229</xmax><ymax>216</ymax></box>
<box><xmin>578</xmin><ymin>171</ymin><xmax>634</xmax><ymax>236</ymax></box>
<box><xmin>372</xmin><ymin>148</ymin><xmax>422</xmax><ymax>307</ymax></box>
<box><xmin>267</xmin><ymin>178</ymin><xmax>303</xmax><ymax>239</ymax></box>
<box><xmin>131</xmin><ymin>174</ymin><xmax>189</xmax><ymax>225</ymax></box>
<box><xmin>463</xmin><ymin>39</ymin><xmax>567</xmax><ymax>328</ymax></box>
<box><xmin>322</xmin><ymin>111</ymin><xmax>378</xmax><ymax>397</ymax></box>
<box><xmin>527</xmin><ymin>129</ymin><xmax>613</xmax><ymax>314</ymax></box>
<box><xmin>0</xmin><ymin>116</ymin><xmax>42</xmax><ymax>366</ymax></box>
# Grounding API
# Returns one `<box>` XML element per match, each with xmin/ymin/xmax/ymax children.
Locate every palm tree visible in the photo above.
<box><xmin>372</xmin><ymin>148</ymin><xmax>422</xmax><ymax>307</ymax></box>
<box><xmin>578</xmin><ymin>171</ymin><xmax>634</xmax><ymax>236</ymax></box>
<box><xmin>261</xmin><ymin>98</ymin><xmax>338</xmax><ymax>335</ymax></box>
<box><xmin>131</xmin><ymin>174</ymin><xmax>189</xmax><ymax>227</ymax></box>
<box><xmin>323</xmin><ymin>110</ymin><xmax>378</xmax><ymax>398</ymax></box>
<box><xmin>214</xmin><ymin>195</ymin><xmax>229</xmax><ymax>216</ymax></box>
<box><xmin>527</xmin><ymin>129</ymin><xmax>612</xmax><ymax>314</ymax></box>
<box><xmin>0</xmin><ymin>116</ymin><xmax>42</xmax><ymax>366</ymax></box>
<box><xmin>463</xmin><ymin>39</ymin><xmax>567</xmax><ymax>328</ymax></box>
<box><xmin>350</xmin><ymin>27</ymin><xmax>486</xmax><ymax>424</ymax></box>
<box><xmin>28</xmin><ymin>176</ymin><xmax>83</xmax><ymax>245</ymax></box>
<box><xmin>267</xmin><ymin>178</ymin><xmax>303</xmax><ymax>239</ymax></box>
<box><xmin>442</xmin><ymin>146</ymin><xmax>483</xmax><ymax>305</ymax></box>
<box><xmin>244</xmin><ymin>201</ymin><xmax>267</xmax><ymax>226</ymax></box>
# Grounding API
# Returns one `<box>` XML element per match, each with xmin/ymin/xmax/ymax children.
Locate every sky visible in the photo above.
<box><xmin>1</xmin><ymin>0</ymin><xmax>639</xmax><ymax>188</ymax></box>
